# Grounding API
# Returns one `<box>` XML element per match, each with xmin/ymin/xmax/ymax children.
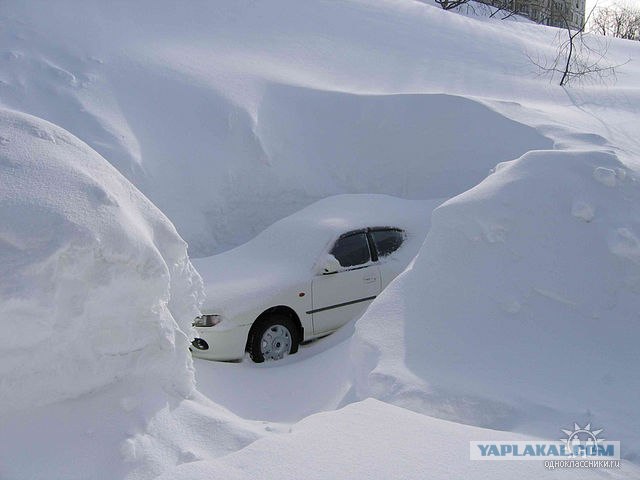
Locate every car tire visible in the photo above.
<box><xmin>248</xmin><ymin>314</ymin><xmax>300</xmax><ymax>363</ymax></box>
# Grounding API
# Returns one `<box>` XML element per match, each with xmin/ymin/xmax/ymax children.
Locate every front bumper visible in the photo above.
<box><xmin>190</xmin><ymin>323</ymin><xmax>252</xmax><ymax>361</ymax></box>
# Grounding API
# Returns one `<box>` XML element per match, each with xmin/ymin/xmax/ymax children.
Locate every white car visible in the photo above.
<box><xmin>190</xmin><ymin>195</ymin><xmax>433</xmax><ymax>362</ymax></box>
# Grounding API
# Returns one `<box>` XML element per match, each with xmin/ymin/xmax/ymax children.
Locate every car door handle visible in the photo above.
<box><xmin>363</xmin><ymin>276</ymin><xmax>377</xmax><ymax>284</ymax></box>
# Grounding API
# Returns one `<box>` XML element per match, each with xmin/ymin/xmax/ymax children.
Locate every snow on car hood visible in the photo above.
<box><xmin>192</xmin><ymin>195</ymin><xmax>441</xmax><ymax>320</ymax></box>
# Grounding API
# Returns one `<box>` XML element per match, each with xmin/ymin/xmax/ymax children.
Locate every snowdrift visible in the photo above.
<box><xmin>351</xmin><ymin>149</ymin><xmax>640</xmax><ymax>457</ymax></box>
<box><xmin>158</xmin><ymin>399</ymin><xmax>640</xmax><ymax>480</ymax></box>
<box><xmin>2</xmin><ymin>0</ymin><xmax>640</xmax><ymax>477</ymax></box>
<box><xmin>0</xmin><ymin>109</ymin><xmax>265</xmax><ymax>480</ymax></box>
<box><xmin>0</xmin><ymin>107</ymin><xmax>200</xmax><ymax>412</ymax></box>
<box><xmin>0</xmin><ymin>0</ymin><xmax>559</xmax><ymax>257</ymax></box>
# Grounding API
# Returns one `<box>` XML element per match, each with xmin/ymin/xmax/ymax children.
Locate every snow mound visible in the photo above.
<box><xmin>0</xmin><ymin>108</ymin><xmax>202</xmax><ymax>413</ymax></box>
<box><xmin>158</xmin><ymin>399</ymin><xmax>640</xmax><ymax>480</ymax></box>
<box><xmin>0</xmin><ymin>0</ymin><xmax>557</xmax><ymax>257</ymax></box>
<box><xmin>350</xmin><ymin>149</ymin><xmax>640</xmax><ymax>457</ymax></box>
<box><xmin>0</xmin><ymin>378</ymin><xmax>264</xmax><ymax>480</ymax></box>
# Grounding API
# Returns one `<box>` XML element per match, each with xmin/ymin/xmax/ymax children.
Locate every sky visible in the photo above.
<box><xmin>586</xmin><ymin>0</ymin><xmax>640</xmax><ymax>13</ymax></box>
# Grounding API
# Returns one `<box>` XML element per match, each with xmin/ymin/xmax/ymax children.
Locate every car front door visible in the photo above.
<box><xmin>310</xmin><ymin>231</ymin><xmax>381</xmax><ymax>334</ymax></box>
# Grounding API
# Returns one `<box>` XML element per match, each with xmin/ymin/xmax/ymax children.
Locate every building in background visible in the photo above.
<box><xmin>486</xmin><ymin>0</ymin><xmax>586</xmax><ymax>28</ymax></box>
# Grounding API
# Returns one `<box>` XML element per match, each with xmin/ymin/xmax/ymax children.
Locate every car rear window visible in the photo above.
<box><xmin>370</xmin><ymin>229</ymin><xmax>404</xmax><ymax>257</ymax></box>
<box><xmin>330</xmin><ymin>233</ymin><xmax>371</xmax><ymax>267</ymax></box>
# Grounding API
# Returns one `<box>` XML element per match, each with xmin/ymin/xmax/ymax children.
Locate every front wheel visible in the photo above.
<box><xmin>248</xmin><ymin>314</ymin><xmax>299</xmax><ymax>363</ymax></box>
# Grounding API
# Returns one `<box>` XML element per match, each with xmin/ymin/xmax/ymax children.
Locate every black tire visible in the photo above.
<box><xmin>248</xmin><ymin>314</ymin><xmax>300</xmax><ymax>363</ymax></box>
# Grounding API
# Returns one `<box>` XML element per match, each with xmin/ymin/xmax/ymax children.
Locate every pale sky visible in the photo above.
<box><xmin>586</xmin><ymin>0</ymin><xmax>640</xmax><ymax>14</ymax></box>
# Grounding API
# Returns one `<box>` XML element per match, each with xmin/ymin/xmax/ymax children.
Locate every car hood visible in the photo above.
<box><xmin>192</xmin><ymin>251</ymin><xmax>310</xmax><ymax>321</ymax></box>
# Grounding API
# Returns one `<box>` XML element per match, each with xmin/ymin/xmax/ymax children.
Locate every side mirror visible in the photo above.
<box><xmin>321</xmin><ymin>254</ymin><xmax>342</xmax><ymax>275</ymax></box>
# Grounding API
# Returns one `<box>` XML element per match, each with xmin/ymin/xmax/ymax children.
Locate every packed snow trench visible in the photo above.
<box><xmin>1</xmin><ymin>0</ymin><xmax>640</xmax><ymax>479</ymax></box>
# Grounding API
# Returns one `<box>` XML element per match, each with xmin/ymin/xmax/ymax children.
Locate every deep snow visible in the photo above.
<box><xmin>350</xmin><ymin>149</ymin><xmax>640</xmax><ymax>459</ymax></box>
<box><xmin>0</xmin><ymin>0</ymin><xmax>560</xmax><ymax>257</ymax></box>
<box><xmin>158</xmin><ymin>399</ymin><xmax>640</xmax><ymax>480</ymax></box>
<box><xmin>0</xmin><ymin>108</ymin><xmax>199</xmax><ymax>413</ymax></box>
<box><xmin>0</xmin><ymin>108</ymin><xmax>269</xmax><ymax>480</ymax></box>
<box><xmin>1</xmin><ymin>0</ymin><xmax>640</xmax><ymax>478</ymax></box>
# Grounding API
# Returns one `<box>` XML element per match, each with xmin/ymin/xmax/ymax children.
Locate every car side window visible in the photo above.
<box><xmin>330</xmin><ymin>233</ymin><xmax>371</xmax><ymax>268</ymax></box>
<box><xmin>370</xmin><ymin>229</ymin><xmax>404</xmax><ymax>258</ymax></box>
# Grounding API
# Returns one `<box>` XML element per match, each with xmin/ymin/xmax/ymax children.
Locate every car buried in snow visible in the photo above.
<box><xmin>190</xmin><ymin>195</ymin><xmax>434</xmax><ymax>363</ymax></box>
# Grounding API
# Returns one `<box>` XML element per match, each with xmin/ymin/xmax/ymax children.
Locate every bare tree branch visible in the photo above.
<box><xmin>434</xmin><ymin>0</ymin><xmax>471</xmax><ymax>11</ymax></box>
<box><xmin>528</xmin><ymin>5</ymin><xmax>628</xmax><ymax>86</ymax></box>
<box><xmin>590</xmin><ymin>3</ymin><xmax>640</xmax><ymax>40</ymax></box>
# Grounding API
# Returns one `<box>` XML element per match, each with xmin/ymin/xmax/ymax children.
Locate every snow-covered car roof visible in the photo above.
<box><xmin>192</xmin><ymin>194</ymin><xmax>440</xmax><ymax>316</ymax></box>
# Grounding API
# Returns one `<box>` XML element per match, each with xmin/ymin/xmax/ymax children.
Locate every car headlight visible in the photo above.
<box><xmin>193</xmin><ymin>314</ymin><xmax>223</xmax><ymax>328</ymax></box>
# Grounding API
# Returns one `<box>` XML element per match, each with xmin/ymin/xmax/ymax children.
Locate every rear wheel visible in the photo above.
<box><xmin>248</xmin><ymin>314</ymin><xmax>299</xmax><ymax>363</ymax></box>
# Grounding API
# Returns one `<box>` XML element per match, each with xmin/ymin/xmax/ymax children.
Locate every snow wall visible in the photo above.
<box><xmin>0</xmin><ymin>108</ymin><xmax>202</xmax><ymax>414</ymax></box>
<box><xmin>351</xmin><ymin>149</ymin><xmax>640</xmax><ymax>457</ymax></box>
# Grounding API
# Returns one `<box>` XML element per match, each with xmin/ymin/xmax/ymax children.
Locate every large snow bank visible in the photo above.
<box><xmin>0</xmin><ymin>378</ymin><xmax>264</xmax><ymax>480</ymax></box>
<box><xmin>1</xmin><ymin>0</ymin><xmax>639</xmax><ymax>476</ymax></box>
<box><xmin>0</xmin><ymin>108</ymin><xmax>201</xmax><ymax>413</ymax></box>
<box><xmin>0</xmin><ymin>0</ymin><xmax>559</xmax><ymax>257</ymax></box>
<box><xmin>0</xmin><ymin>0</ymin><xmax>638</xmax><ymax>261</ymax></box>
<box><xmin>351</xmin><ymin>149</ymin><xmax>640</xmax><ymax>457</ymax></box>
<box><xmin>0</xmin><ymin>108</ymin><xmax>265</xmax><ymax>480</ymax></box>
<box><xmin>158</xmin><ymin>398</ymin><xmax>640</xmax><ymax>480</ymax></box>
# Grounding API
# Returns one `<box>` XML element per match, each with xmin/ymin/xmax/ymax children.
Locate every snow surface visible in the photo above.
<box><xmin>0</xmin><ymin>107</ymin><xmax>266</xmax><ymax>480</ymax></box>
<box><xmin>0</xmin><ymin>378</ymin><xmax>265</xmax><ymax>480</ymax></box>
<box><xmin>0</xmin><ymin>108</ymin><xmax>200</xmax><ymax>412</ymax></box>
<box><xmin>1</xmin><ymin>0</ymin><xmax>640</xmax><ymax>478</ymax></box>
<box><xmin>351</xmin><ymin>149</ymin><xmax>640</xmax><ymax>459</ymax></box>
<box><xmin>0</xmin><ymin>0</ymin><xmax>558</xmax><ymax>257</ymax></box>
<box><xmin>157</xmin><ymin>399</ymin><xmax>640</xmax><ymax>480</ymax></box>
